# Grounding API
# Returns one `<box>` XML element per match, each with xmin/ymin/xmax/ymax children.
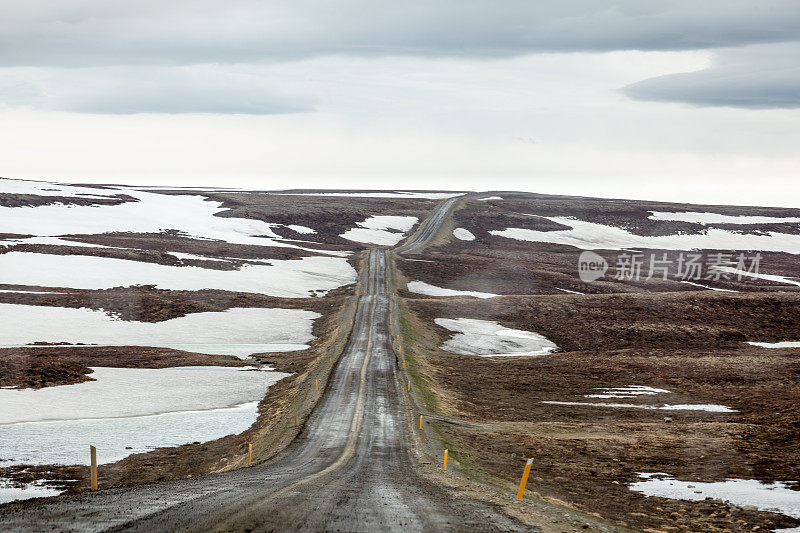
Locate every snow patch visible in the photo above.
<box><xmin>748</xmin><ymin>341</ymin><xmax>800</xmax><ymax>349</ymax></box>
<box><xmin>0</xmin><ymin>366</ymin><xmax>289</xmax><ymax>466</ymax></box>
<box><xmin>0</xmin><ymin>252</ymin><xmax>356</xmax><ymax>297</ymax></box>
<box><xmin>542</xmin><ymin>401</ymin><xmax>735</xmax><ymax>412</ymax></box>
<box><xmin>453</xmin><ymin>228</ymin><xmax>475</xmax><ymax>241</ymax></box>
<box><xmin>649</xmin><ymin>211</ymin><xmax>800</xmax><ymax>225</ymax></box>
<box><xmin>585</xmin><ymin>385</ymin><xmax>671</xmax><ymax>399</ymax></box>
<box><xmin>340</xmin><ymin>216</ymin><xmax>419</xmax><ymax>246</ymax></box>
<box><xmin>478</xmin><ymin>196</ymin><xmax>503</xmax><ymax>201</ymax></box>
<box><xmin>0</xmin><ymin>480</ymin><xmax>63</xmax><ymax>505</ymax></box>
<box><xmin>0</xmin><ymin>303</ymin><xmax>319</xmax><ymax>357</ymax></box>
<box><xmin>276</xmin><ymin>192</ymin><xmax>462</xmax><ymax>199</ymax></box>
<box><xmin>435</xmin><ymin>318</ymin><xmax>559</xmax><ymax>357</ymax></box>
<box><xmin>679</xmin><ymin>281</ymin><xmax>739</xmax><ymax>292</ymax></box>
<box><xmin>490</xmin><ymin>216</ymin><xmax>800</xmax><ymax>254</ymax></box>
<box><xmin>629</xmin><ymin>473</ymin><xmax>800</xmax><ymax>519</ymax></box>
<box><xmin>407</xmin><ymin>281</ymin><xmax>497</xmax><ymax>299</ymax></box>
<box><xmin>286</xmin><ymin>224</ymin><xmax>316</xmax><ymax>234</ymax></box>
<box><xmin>710</xmin><ymin>266</ymin><xmax>800</xmax><ymax>287</ymax></box>
<box><xmin>556</xmin><ymin>288</ymin><xmax>585</xmax><ymax>295</ymax></box>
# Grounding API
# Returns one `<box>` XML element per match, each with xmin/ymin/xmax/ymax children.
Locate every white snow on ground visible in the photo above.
<box><xmin>435</xmin><ymin>318</ymin><xmax>559</xmax><ymax>357</ymax></box>
<box><xmin>649</xmin><ymin>211</ymin><xmax>800</xmax><ymax>225</ymax></box>
<box><xmin>0</xmin><ymin>401</ymin><xmax>262</xmax><ymax>467</ymax></box>
<box><xmin>275</xmin><ymin>192</ymin><xmax>462</xmax><ymax>199</ymax></box>
<box><xmin>478</xmin><ymin>196</ymin><xmax>503</xmax><ymax>201</ymax></box>
<box><xmin>286</xmin><ymin>224</ymin><xmax>316</xmax><ymax>234</ymax></box>
<box><xmin>748</xmin><ymin>341</ymin><xmax>800</xmax><ymax>349</ymax></box>
<box><xmin>0</xmin><ymin>252</ymin><xmax>356</xmax><ymax>297</ymax></box>
<box><xmin>585</xmin><ymin>385</ymin><xmax>671</xmax><ymax>399</ymax></box>
<box><xmin>340</xmin><ymin>215</ymin><xmax>419</xmax><ymax>246</ymax></box>
<box><xmin>541</xmin><ymin>401</ymin><xmax>735</xmax><ymax>412</ymax></box>
<box><xmin>453</xmin><ymin>228</ymin><xmax>475</xmax><ymax>241</ymax></box>
<box><xmin>0</xmin><ymin>366</ymin><xmax>287</xmax><ymax>424</ymax></box>
<box><xmin>679</xmin><ymin>281</ymin><xmax>739</xmax><ymax>292</ymax></box>
<box><xmin>489</xmin><ymin>216</ymin><xmax>800</xmax><ymax>254</ymax></box>
<box><xmin>556</xmin><ymin>288</ymin><xmax>585</xmax><ymax>295</ymax></box>
<box><xmin>710</xmin><ymin>266</ymin><xmax>800</xmax><ymax>287</ymax></box>
<box><xmin>0</xmin><ymin>481</ymin><xmax>63</xmax><ymax>504</ymax></box>
<box><xmin>0</xmin><ymin>366</ymin><xmax>289</xmax><ymax>466</ymax></box>
<box><xmin>0</xmin><ymin>303</ymin><xmax>319</xmax><ymax>357</ymax></box>
<box><xmin>0</xmin><ymin>178</ymin><xmax>119</xmax><ymax>199</ymax></box>
<box><xmin>407</xmin><ymin>281</ymin><xmax>498</xmax><ymax>299</ymax></box>
<box><xmin>629</xmin><ymin>473</ymin><xmax>800</xmax><ymax>519</ymax></box>
<box><xmin>0</xmin><ymin>179</ymin><xmax>344</xmax><ymax>255</ymax></box>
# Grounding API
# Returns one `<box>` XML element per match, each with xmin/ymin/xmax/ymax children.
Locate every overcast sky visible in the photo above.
<box><xmin>1</xmin><ymin>1</ymin><xmax>799</xmax><ymax>206</ymax></box>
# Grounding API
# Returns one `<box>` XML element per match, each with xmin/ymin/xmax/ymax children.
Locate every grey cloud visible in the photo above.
<box><xmin>622</xmin><ymin>43</ymin><xmax>800</xmax><ymax>109</ymax></box>
<box><xmin>0</xmin><ymin>66</ymin><xmax>313</xmax><ymax>114</ymax></box>
<box><xmin>1</xmin><ymin>1</ymin><xmax>800</xmax><ymax>66</ymax></box>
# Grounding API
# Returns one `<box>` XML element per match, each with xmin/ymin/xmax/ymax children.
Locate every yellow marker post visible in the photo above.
<box><xmin>90</xmin><ymin>445</ymin><xmax>98</xmax><ymax>491</ymax></box>
<box><xmin>330</xmin><ymin>357</ymin><xmax>333</xmax><ymax>366</ymax></box>
<box><xmin>516</xmin><ymin>458</ymin><xmax>534</xmax><ymax>501</ymax></box>
<box><xmin>419</xmin><ymin>415</ymin><xmax>423</xmax><ymax>429</ymax></box>
<box><xmin>248</xmin><ymin>443</ymin><xmax>252</xmax><ymax>467</ymax></box>
<box><xmin>399</xmin><ymin>345</ymin><xmax>402</xmax><ymax>353</ymax></box>
<box><xmin>407</xmin><ymin>380</ymin><xmax>411</xmax><ymax>392</ymax></box>
<box><xmin>443</xmin><ymin>449</ymin><xmax>448</xmax><ymax>471</ymax></box>
<box><xmin>402</xmin><ymin>360</ymin><xmax>405</xmax><ymax>369</ymax></box>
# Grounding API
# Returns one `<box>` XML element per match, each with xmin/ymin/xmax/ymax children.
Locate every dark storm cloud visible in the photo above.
<box><xmin>622</xmin><ymin>43</ymin><xmax>800</xmax><ymax>109</ymax></box>
<box><xmin>1</xmin><ymin>1</ymin><xmax>800</xmax><ymax>66</ymax></box>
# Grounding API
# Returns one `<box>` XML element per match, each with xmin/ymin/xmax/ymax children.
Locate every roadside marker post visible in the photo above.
<box><xmin>90</xmin><ymin>445</ymin><xmax>98</xmax><ymax>491</ymax></box>
<box><xmin>248</xmin><ymin>443</ymin><xmax>252</xmax><ymax>467</ymax></box>
<box><xmin>408</xmin><ymin>380</ymin><xmax>411</xmax><ymax>392</ymax></box>
<box><xmin>402</xmin><ymin>361</ymin><xmax>405</xmax><ymax>369</ymax></box>
<box><xmin>516</xmin><ymin>458</ymin><xmax>534</xmax><ymax>501</ymax></box>
<box><xmin>419</xmin><ymin>415</ymin><xmax>423</xmax><ymax>429</ymax></box>
<box><xmin>443</xmin><ymin>449</ymin><xmax>448</xmax><ymax>471</ymax></box>
<box><xmin>315</xmin><ymin>378</ymin><xmax>318</xmax><ymax>391</ymax></box>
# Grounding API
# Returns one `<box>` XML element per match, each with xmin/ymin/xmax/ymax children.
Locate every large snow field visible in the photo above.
<box><xmin>0</xmin><ymin>366</ymin><xmax>288</xmax><ymax>466</ymax></box>
<box><xmin>407</xmin><ymin>281</ymin><xmax>497</xmax><ymax>299</ymax></box>
<box><xmin>0</xmin><ymin>366</ymin><xmax>287</xmax><ymax>424</ymax></box>
<box><xmin>0</xmin><ymin>179</ymin><xmax>347</xmax><ymax>255</ymax></box>
<box><xmin>629</xmin><ymin>473</ymin><xmax>800</xmax><ymax>519</ymax></box>
<box><xmin>435</xmin><ymin>318</ymin><xmax>559</xmax><ymax>357</ymax></box>
<box><xmin>340</xmin><ymin>215</ymin><xmax>418</xmax><ymax>246</ymax></box>
<box><xmin>0</xmin><ymin>252</ymin><xmax>355</xmax><ymax>297</ymax></box>
<box><xmin>0</xmin><ymin>178</ymin><xmax>120</xmax><ymax>200</ymax></box>
<box><xmin>649</xmin><ymin>211</ymin><xmax>800</xmax><ymax>225</ymax></box>
<box><xmin>489</xmin><ymin>216</ymin><xmax>800</xmax><ymax>254</ymax></box>
<box><xmin>0</xmin><ymin>401</ymin><xmax>261</xmax><ymax>467</ymax></box>
<box><xmin>0</xmin><ymin>303</ymin><xmax>319</xmax><ymax>357</ymax></box>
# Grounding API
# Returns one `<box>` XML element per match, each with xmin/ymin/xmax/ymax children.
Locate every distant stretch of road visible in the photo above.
<box><xmin>0</xmin><ymin>197</ymin><xmax>527</xmax><ymax>532</ymax></box>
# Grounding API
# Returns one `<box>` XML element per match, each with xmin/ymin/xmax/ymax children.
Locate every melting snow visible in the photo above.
<box><xmin>679</xmin><ymin>281</ymin><xmax>739</xmax><ymax>292</ymax></box>
<box><xmin>435</xmin><ymin>318</ymin><xmax>558</xmax><ymax>357</ymax></box>
<box><xmin>286</xmin><ymin>224</ymin><xmax>316</xmax><ymax>234</ymax></box>
<box><xmin>0</xmin><ymin>481</ymin><xmax>63</xmax><ymax>505</ymax></box>
<box><xmin>478</xmin><ymin>196</ymin><xmax>503</xmax><ymax>201</ymax></box>
<box><xmin>0</xmin><ymin>178</ymin><xmax>118</xmax><ymax>199</ymax></box>
<box><xmin>407</xmin><ymin>281</ymin><xmax>497</xmax><ymax>299</ymax></box>
<box><xmin>629</xmin><ymin>473</ymin><xmax>800</xmax><ymax>519</ymax></box>
<box><xmin>0</xmin><ymin>252</ymin><xmax>356</xmax><ymax>297</ymax></box>
<box><xmin>584</xmin><ymin>385</ymin><xmax>671</xmax><ymax>399</ymax></box>
<box><xmin>0</xmin><ymin>303</ymin><xmax>319</xmax><ymax>357</ymax></box>
<box><xmin>748</xmin><ymin>341</ymin><xmax>800</xmax><ymax>349</ymax></box>
<box><xmin>489</xmin><ymin>216</ymin><xmax>800</xmax><ymax>254</ymax></box>
<box><xmin>453</xmin><ymin>228</ymin><xmax>475</xmax><ymax>241</ymax></box>
<box><xmin>275</xmin><ymin>192</ymin><xmax>462</xmax><ymax>199</ymax></box>
<box><xmin>556</xmin><ymin>288</ymin><xmax>585</xmax><ymax>295</ymax></box>
<box><xmin>649</xmin><ymin>211</ymin><xmax>800</xmax><ymax>225</ymax></box>
<box><xmin>0</xmin><ymin>366</ymin><xmax>289</xmax><ymax>466</ymax></box>
<box><xmin>542</xmin><ymin>401</ymin><xmax>735</xmax><ymax>412</ymax></box>
<box><xmin>710</xmin><ymin>266</ymin><xmax>800</xmax><ymax>287</ymax></box>
<box><xmin>340</xmin><ymin>216</ymin><xmax>419</xmax><ymax>246</ymax></box>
